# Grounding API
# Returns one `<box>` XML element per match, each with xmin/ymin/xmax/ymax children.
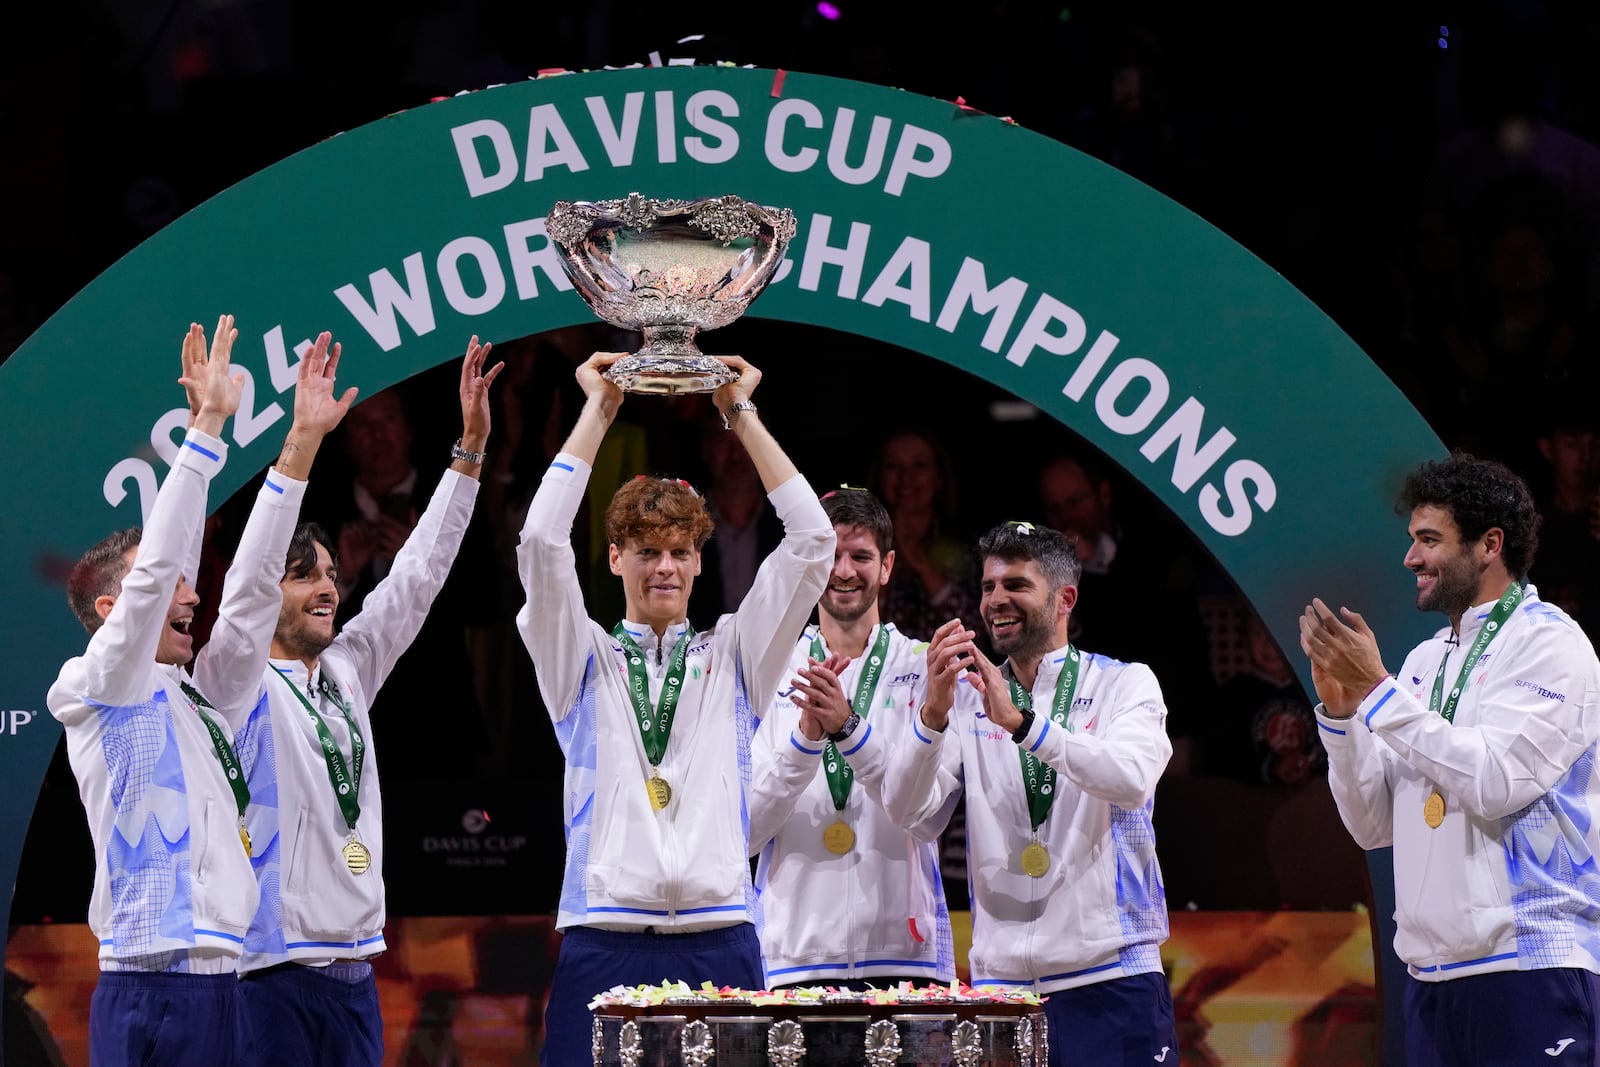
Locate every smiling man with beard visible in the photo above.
<box><xmin>748</xmin><ymin>488</ymin><xmax>955</xmax><ymax>989</ymax></box>
<box><xmin>231</xmin><ymin>338</ymin><xmax>502</xmax><ymax>1067</ymax></box>
<box><xmin>1302</xmin><ymin>454</ymin><xmax>1600</xmax><ymax>1066</ymax></box>
<box><xmin>883</xmin><ymin>521</ymin><xmax>1178</xmax><ymax>1067</ymax></box>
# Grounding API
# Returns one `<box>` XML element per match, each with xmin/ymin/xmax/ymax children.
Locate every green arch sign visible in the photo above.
<box><xmin>0</xmin><ymin>64</ymin><xmax>1439</xmax><ymax>979</ymax></box>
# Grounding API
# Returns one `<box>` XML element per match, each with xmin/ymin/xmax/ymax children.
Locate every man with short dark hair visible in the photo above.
<box><xmin>49</xmin><ymin>318</ymin><xmax>347</xmax><ymax>1066</ymax></box>
<box><xmin>235</xmin><ymin>339</ymin><xmax>501</xmax><ymax>1067</ymax></box>
<box><xmin>749</xmin><ymin>488</ymin><xmax>954</xmax><ymax>988</ymax></box>
<box><xmin>517</xmin><ymin>352</ymin><xmax>833</xmax><ymax>1065</ymax></box>
<box><xmin>884</xmin><ymin>521</ymin><xmax>1178</xmax><ymax>1066</ymax></box>
<box><xmin>1302</xmin><ymin>453</ymin><xmax>1600</xmax><ymax>1065</ymax></box>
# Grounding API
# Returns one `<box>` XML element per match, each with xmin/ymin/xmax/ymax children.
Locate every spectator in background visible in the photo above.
<box><xmin>1199</xmin><ymin>611</ymin><xmax>1325</xmax><ymax>786</ymax></box>
<box><xmin>1037</xmin><ymin>451</ymin><xmax>1214</xmax><ymax>755</ymax></box>
<box><xmin>870</xmin><ymin>429</ymin><xmax>978</xmax><ymax>644</ymax></box>
<box><xmin>1529</xmin><ymin>400</ymin><xmax>1600</xmax><ymax>646</ymax></box>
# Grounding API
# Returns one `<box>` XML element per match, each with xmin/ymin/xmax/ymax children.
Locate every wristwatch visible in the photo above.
<box><xmin>451</xmin><ymin>438</ymin><xmax>486</xmax><ymax>464</ymax></box>
<box><xmin>1010</xmin><ymin>706</ymin><xmax>1037</xmax><ymax>744</ymax></box>
<box><xmin>827</xmin><ymin>712</ymin><xmax>862</xmax><ymax>744</ymax></box>
<box><xmin>720</xmin><ymin>399</ymin><xmax>757</xmax><ymax>430</ymax></box>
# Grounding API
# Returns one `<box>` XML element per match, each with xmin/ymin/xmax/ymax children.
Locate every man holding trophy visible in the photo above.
<box><xmin>521</xmin><ymin>192</ymin><xmax>832</xmax><ymax>1064</ymax></box>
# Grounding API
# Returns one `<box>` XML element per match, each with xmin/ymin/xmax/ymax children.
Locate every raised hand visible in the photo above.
<box><xmin>921</xmin><ymin>618</ymin><xmax>979</xmax><ymax>731</ymax></box>
<box><xmin>712</xmin><ymin>354</ymin><xmax>760</xmax><ymax>414</ymax></box>
<box><xmin>459</xmin><ymin>335</ymin><xmax>505</xmax><ymax>453</ymax></box>
<box><xmin>179</xmin><ymin>323</ymin><xmax>206</xmax><ymax>422</ymax></box>
<box><xmin>969</xmin><ymin>648</ymin><xmax>1025</xmax><ymax>734</ymax></box>
<box><xmin>177</xmin><ymin>315</ymin><xmax>244</xmax><ymax>436</ymax></box>
<box><xmin>274</xmin><ymin>329</ymin><xmax>358</xmax><ymax>479</ymax></box>
<box><xmin>1299</xmin><ymin>599</ymin><xmax>1387</xmax><ymax>717</ymax></box>
<box><xmin>292</xmin><ymin>332</ymin><xmax>359</xmax><ymax>437</ymax></box>
<box><xmin>575</xmin><ymin>351</ymin><xmax>626</xmax><ymax>409</ymax></box>
<box><xmin>793</xmin><ymin>652</ymin><xmax>853</xmax><ymax>741</ymax></box>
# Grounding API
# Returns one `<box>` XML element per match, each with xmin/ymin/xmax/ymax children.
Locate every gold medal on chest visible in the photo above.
<box><xmin>343</xmin><ymin>837</ymin><xmax>372</xmax><ymax>875</ymax></box>
<box><xmin>239</xmin><ymin>825</ymin><xmax>253</xmax><ymax>858</ymax></box>
<box><xmin>1423</xmin><ymin>791</ymin><xmax>1446</xmax><ymax>829</ymax></box>
<box><xmin>1020</xmin><ymin>841</ymin><xmax>1052</xmax><ymax>878</ymax></box>
<box><xmin>647</xmin><ymin>773</ymin><xmax>673</xmax><ymax>810</ymax></box>
<box><xmin>822</xmin><ymin>820</ymin><xmax>856</xmax><ymax>855</ymax></box>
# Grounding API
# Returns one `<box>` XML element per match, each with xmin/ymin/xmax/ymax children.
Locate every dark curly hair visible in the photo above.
<box><xmin>605</xmin><ymin>476</ymin><xmax>715</xmax><ymax>550</ymax></box>
<box><xmin>1399</xmin><ymin>453</ymin><xmax>1540</xmax><ymax>579</ymax></box>
<box><xmin>976</xmin><ymin>521</ymin><xmax>1081</xmax><ymax>591</ymax></box>
<box><xmin>284</xmin><ymin>522</ymin><xmax>338</xmax><ymax>579</ymax></box>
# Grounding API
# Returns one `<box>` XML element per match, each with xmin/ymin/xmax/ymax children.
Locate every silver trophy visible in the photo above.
<box><xmin>546</xmin><ymin>192</ymin><xmax>797</xmax><ymax>394</ymax></box>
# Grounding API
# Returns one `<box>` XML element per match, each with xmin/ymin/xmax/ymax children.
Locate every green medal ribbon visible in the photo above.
<box><xmin>612</xmin><ymin>623</ymin><xmax>695</xmax><ymax>766</ymax></box>
<box><xmin>1429</xmin><ymin>582</ymin><xmax>1523</xmax><ymax>724</ymax></box>
<box><xmin>1008</xmin><ymin>646</ymin><xmax>1083</xmax><ymax>833</ymax></box>
<box><xmin>808</xmin><ymin>624</ymin><xmax>893</xmax><ymax>811</ymax></box>
<box><xmin>178</xmin><ymin>681</ymin><xmax>250</xmax><ymax>822</ymax></box>
<box><xmin>273</xmin><ymin>669</ymin><xmax>366</xmax><ymax>831</ymax></box>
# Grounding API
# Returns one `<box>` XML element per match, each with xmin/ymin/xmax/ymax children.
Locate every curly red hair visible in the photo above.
<box><xmin>605</xmin><ymin>476</ymin><xmax>714</xmax><ymax>550</ymax></box>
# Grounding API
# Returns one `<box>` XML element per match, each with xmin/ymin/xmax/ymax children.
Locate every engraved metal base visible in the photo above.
<box><xmin>603</xmin><ymin>354</ymin><xmax>738</xmax><ymax>395</ymax></box>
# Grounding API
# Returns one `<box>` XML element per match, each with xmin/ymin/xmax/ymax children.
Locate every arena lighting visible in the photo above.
<box><xmin>817</xmin><ymin>1</ymin><xmax>841</xmax><ymax>20</ymax></box>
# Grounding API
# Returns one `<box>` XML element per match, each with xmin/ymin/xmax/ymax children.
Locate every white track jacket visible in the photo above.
<box><xmin>750</xmin><ymin>623</ymin><xmax>956</xmax><ymax>986</ymax></box>
<box><xmin>518</xmin><ymin>453</ymin><xmax>832</xmax><ymax>931</ymax></box>
<box><xmin>883</xmin><ymin>643</ymin><xmax>1172</xmax><ymax>993</ymax></box>
<box><xmin>1318</xmin><ymin>585</ymin><xmax>1600</xmax><ymax>981</ymax></box>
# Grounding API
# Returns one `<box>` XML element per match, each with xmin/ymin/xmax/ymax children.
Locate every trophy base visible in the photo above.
<box><xmin>603</xmin><ymin>354</ymin><xmax>738</xmax><ymax>395</ymax></box>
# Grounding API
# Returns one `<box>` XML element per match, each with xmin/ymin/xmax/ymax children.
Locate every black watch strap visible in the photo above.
<box><xmin>827</xmin><ymin>712</ymin><xmax>862</xmax><ymax>744</ymax></box>
<box><xmin>1011</xmin><ymin>706</ymin><xmax>1037</xmax><ymax>744</ymax></box>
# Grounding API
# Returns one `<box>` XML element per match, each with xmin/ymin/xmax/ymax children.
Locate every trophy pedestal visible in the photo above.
<box><xmin>603</xmin><ymin>342</ymin><xmax>737</xmax><ymax>396</ymax></box>
<box><xmin>603</xmin><ymin>358</ymin><xmax>734</xmax><ymax>395</ymax></box>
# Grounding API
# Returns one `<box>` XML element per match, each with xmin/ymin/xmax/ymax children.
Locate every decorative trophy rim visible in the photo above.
<box><xmin>544</xmin><ymin>191</ymin><xmax>796</xmax><ymax>394</ymax></box>
<box><xmin>545</xmin><ymin>191</ymin><xmax>797</xmax><ymax>250</ymax></box>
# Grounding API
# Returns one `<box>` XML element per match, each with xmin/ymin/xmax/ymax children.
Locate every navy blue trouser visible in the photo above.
<box><xmin>90</xmin><ymin>972</ymin><xmax>247</xmax><ymax>1067</ymax></box>
<box><xmin>1043</xmin><ymin>972</ymin><xmax>1179</xmax><ymax>1067</ymax></box>
<box><xmin>1405</xmin><ymin>968</ymin><xmax>1600</xmax><ymax>1066</ymax></box>
<box><xmin>541</xmin><ymin>924</ymin><xmax>763</xmax><ymax>1067</ymax></box>
<box><xmin>238</xmin><ymin>962</ymin><xmax>383</xmax><ymax>1067</ymax></box>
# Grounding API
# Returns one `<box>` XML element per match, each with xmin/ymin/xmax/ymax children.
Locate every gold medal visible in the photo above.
<box><xmin>239</xmin><ymin>825</ymin><xmax>253</xmax><ymax>858</ymax></box>
<box><xmin>822</xmin><ymin>820</ymin><xmax>856</xmax><ymax>855</ymax></box>
<box><xmin>343</xmin><ymin>837</ymin><xmax>372</xmax><ymax>875</ymax></box>
<box><xmin>1423</xmin><ymin>791</ymin><xmax>1446</xmax><ymax>829</ymax></box>
<box><xmin>1020</xmin><ymin>841</ymin><xmax>1051</xmax><ymax>878</ymax></box>
<box><xmin>647</xmin><ymin>773</ymin><xmax>673</xmax><ymax>810</ymax></box>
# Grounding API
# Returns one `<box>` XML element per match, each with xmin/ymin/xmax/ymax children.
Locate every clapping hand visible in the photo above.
<box><xmin>794</xmin><ymin>652</ymin><xmax>852</xmax><ymax>742</ymax></box>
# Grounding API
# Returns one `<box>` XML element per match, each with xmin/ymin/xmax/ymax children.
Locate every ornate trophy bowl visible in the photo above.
<box><xmin>545</xmin><ymin>192</ymin><xmax>797</xmax><ymax>394</ymax></box>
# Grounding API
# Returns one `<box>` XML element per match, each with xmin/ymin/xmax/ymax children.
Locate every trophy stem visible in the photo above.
<box><xmin>638</xmin><ymin>323</ymin><xmax>701</xmax><ymax>359</ymax></box>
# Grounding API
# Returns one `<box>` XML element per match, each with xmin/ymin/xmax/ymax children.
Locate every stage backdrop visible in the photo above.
<box><xmin>0</xmin><ymin>64</ymin><xmax>1439</xmax><ymax>1056</ymax></box>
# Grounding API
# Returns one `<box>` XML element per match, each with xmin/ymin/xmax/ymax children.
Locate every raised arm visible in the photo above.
<box><xmin>194</xmin><ymin>332</ymin><xmax>356</xmax><ymax>729</ymax></box>
<box><xmin>712</xmin><ymin>356</ymin><xmax>795</xmax><ymax>492</ymax></box>
<box><xmin>514</xmin><ymin>353</ymin><xmax>623</xmax><ymax>718</ymax></box>
<box><xmin>337</xmin><ymin>338</ymin><xmax>500</xmax><ymax>698</ymax></box>
<box><xmin>713</xmin><ymin>358</ymin><xmax>835</xmax><ymax>707</ymax></box>
<box><xmin>81</xmin><ymin>319</ymin><xmax>240</xmax><ymax>706</ymax></box>
<box><xmin>554</xmin><ymin>352</ymin><xmax>625</xmax><ymax>466</ymax></box>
